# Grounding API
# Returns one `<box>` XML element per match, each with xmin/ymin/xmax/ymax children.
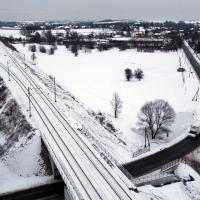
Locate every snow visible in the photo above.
<box><xmin>0</xmin><ymin>28</ymin><xmax>24</xmax><ymax>39</ymax></box>
<box><xmin>0</xmin><ymin>133</ymin><xmax>53</xmax><ymax>194</ymax></box>
<box><xmin>0</xmin><ymin>42</ymin><xmax>139</xmax><ymax>200</ymax></box>
<box><xmin>138</xmin><ymin>164</ymin><xmax>200</xmax><ymax>200</ymax></box>
<box><xmin>111</xmin><ymin>37</ymin><xmax>132</xmax><ymax>41</ymax></box>
<box><xmin>70</xmin><ymin>28</ymin><xmax>114</xmax><ymax>35</ymax></box>
<box><xmin>0</xmin><ymin>162</ymin><xmax>53</xmax><ymax>195</ymax></box>
<box><xmin>157</xmin><ymin>164</ymin><xmax>200</xmax><ymax>200</ymax></box>
<box><xmin>0</xmin><ymin>30</ymin><xmax>200</xmax><ymax>199</ymax></box>
<box><xmin>13</xmin><ymin>43</ymin><xmax>200</xmax><ymax>162</ymax></box>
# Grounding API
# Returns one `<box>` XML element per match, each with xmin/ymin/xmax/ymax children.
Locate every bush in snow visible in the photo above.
<box><xmin>106</xmin><ymin>122</ymin><xmax>117</xmax><ymax>132</ymax></box>
<box><xmin>134</xmin><ymin>68</ymin><xmax>144</xmax><ymax>81</ymax></box>
<box><xmin>137</xmin><ymin>99</ymin><xmax>175</xmax><ymax>139</ymax></box>
<box><xmin>39</xmin><ymin>46</ymin><xmax>47</xmax><ymax>53</ymax></box>
<box><xmin>29</xmin><ymin>44</ymin><xmax>36</xmax><ymax>52</ymax></box>
<box><xmin>48</xmin><ymin>47</ymin><xmax>55</xmax><ymax>55</ymax></box>
<box><xmin>95</xmin><ymin>111</ymin><xmax>106</xmax><ymax>125</ymax></box>
<box><xmin>124</xmin><ymin>68</ymin><xmax>133</xmax><ymax>81</ymax></box>
<box><xmin>93</xmin><ymin>111</ymin><xmax>117</xmax><ymax>133</ymax></box>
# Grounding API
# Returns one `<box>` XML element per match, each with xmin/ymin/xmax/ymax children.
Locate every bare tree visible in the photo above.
<box><xmin>137</xmin><ymin>99</ymin><xmax>175</xmax><ymax>139</ymax></box>
<box><xmin>111</xmin><ymin>92</ymin><xmax>123</xmax><ymax>118</ymax></box>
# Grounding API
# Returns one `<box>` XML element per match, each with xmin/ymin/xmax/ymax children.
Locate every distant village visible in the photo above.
<box><xmin>0</xmin><ymin>20</ymin><xmax>199</xmax><ymax>54</ymax></box>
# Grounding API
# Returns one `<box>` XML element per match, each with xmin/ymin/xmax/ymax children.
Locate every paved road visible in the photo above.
<box><xmin>0</xmin><ymin>181</ymin><xmax>64</xmax><ymax>200</ymax></box>
<box><xmin>123</xmin><ymin>135</ymin><xmax>200</xmax><ymax>177</ymax></box>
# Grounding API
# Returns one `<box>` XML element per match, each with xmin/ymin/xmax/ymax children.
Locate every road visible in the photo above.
<box><xmin>123</xmin><ymin>135</ymin><xmax>200</xmax><ymax>177</ymax></box>
<box><xmin>0</xmin><ymin>181</ymin><xmax>64</xmax><ymax>200</ymax></box>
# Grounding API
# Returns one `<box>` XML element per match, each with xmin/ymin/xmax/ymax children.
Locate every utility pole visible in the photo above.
<box><xmin>53</xmin><ymin>77</ymin><xmax>57</xmax><ymax>102</ymax></box>
<box><xmin>24</xmin><ymin>54</ymin><xmax>26</xmax><ymax>69</ymax></box>
<box><xmin>28</xmin><ymin>87</ymin><xmax>32</xmax><ymax>117</ymax></box>
<box><xmin>144</xmin><ymin>128</ymin><xmax>150</xmax><ymax>149</ymax></box>
<box><xmin>147</xmin><ymin>131</ymin><xmax>150</xmax><ymax>148</ymax></box>
<box><xmin>144</xmin><ymin>128</ymin><xmax>147</xmax><ymax>148</ymax></box>
<box><xmin>7</xmin><ymin>61</ymin><xmax>10</xmax><ymax>81</ymax></box>
<box><xmin>192</xmin><ymin>87</ymin><xmax>199</xmax><ymax>101</ymax></box>
<box><xmin>189</xmin><ymin>67</ymin><xmax>191</xmax><ymax>78</ymax></box>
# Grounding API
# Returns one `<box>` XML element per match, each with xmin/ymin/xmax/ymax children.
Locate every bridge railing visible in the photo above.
<box><xmin>133</xmin><ymin>158</ymin><xmax>188</xmax><ymax>186</ymax></box>
<box><xmin>133</xmin><ymin>171</ymin><xmax>174</xmax><ymax>186</ymax></box>
<box><xmin>182</xmin><ymin>41</ymin><xmax>200</xmax><ymax>76</ymax></box>
<box><xmin>161</xmin><ymin>158</ymin><xmax>184</xmax><ymax>173</ymax></box>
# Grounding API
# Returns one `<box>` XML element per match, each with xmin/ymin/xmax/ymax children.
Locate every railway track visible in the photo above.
<box><xmin>0</xmin><ymin>43</ymin><xmax>136</xmax><ymax>200</ymax></box>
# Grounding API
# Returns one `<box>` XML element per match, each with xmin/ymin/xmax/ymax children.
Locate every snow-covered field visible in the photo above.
<box><xmin>0</xmin><ymin>28</ymin><xmax>23</xmax><ymax>39</ymax></box>
<box><xmin>1</xmin><ymin>30</ymin><xmax>200</xmax><ymax>199</ymax></box>
<box><xmin>0</xmin><ymin>28</ymin><xmax>114</xmax><ymax>38</ymax></box>
<box><xmin>14</xmin><ymin>44</ymin><xmax>200</xmax><ymax>153</ymax></box>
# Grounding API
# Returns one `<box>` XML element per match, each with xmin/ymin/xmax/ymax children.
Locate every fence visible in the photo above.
<box><xmin>133</xmin><ymin>171</ymin><xmax>176</xmax><ymax>186</ymax></box>
<box><xmin>161</xmin><ymin>158</ymin><xmax>184</xmax><ymax>173</ymax></box>
<box><xmin>133</xmin><ymin>158</ymin><xmax>186</xmax><ymax>186</ymax></box>
<box><xmin>132</xmin><ymin>146</ymin><xmax>151</xmax><ymax>158</ymax></box>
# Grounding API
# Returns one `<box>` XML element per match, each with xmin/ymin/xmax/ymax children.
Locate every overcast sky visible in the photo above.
<box><xmin>0</xmin><ymin>0</ymin><xmax>199</xmax><ymax>21</ymax></box>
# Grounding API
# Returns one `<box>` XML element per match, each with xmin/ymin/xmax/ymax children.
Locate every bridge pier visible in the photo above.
<box><xmin>41</xmin><ymin>138</ymin><xmax>61</xmax><ymax>179</ymax></box>
<box><xmin>49</xmin><ymin>153</ymin><xmax>62</xmax><ymax>179</ymax></box>
<box><xmin>64</xmin><ymin>186</ymin><xmax>74</xmax><ymax>200</ymax></box>
<box><xmin>41</xmin><ymin>138</ymin><xmax>76</xmax><ymax>199</ymax></box>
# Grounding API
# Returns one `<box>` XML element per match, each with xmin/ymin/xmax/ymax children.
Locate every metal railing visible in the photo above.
<box><xmin>133</xmin><ymin>172</ymin><xmax>174</xmax><ymax>186</ymax></box>
<box><xmin>161</xmin><ymin>158</ymin><xmax>184</xmax><ymax>173</ymax></box>
<box><xmin>132</xmin><ymin>146</ymin><xmax>150</xmax><ymax>158</ymax></box>
<box><xmin>133</xmin><ymin>158</ymin><xmax>186</xmax><ymax>186</ymax></box>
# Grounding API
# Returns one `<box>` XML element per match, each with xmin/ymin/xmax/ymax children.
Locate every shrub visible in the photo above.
<box><xmin>125</xmin><ymin>68</ymin><xmax>133</xmax><ymax>81</ymax></box>
<box><xmin>29</xmin><ymin>45</ymin><xmax>36</xmax><ymax>52</ymax></box>
<box><xmin>134</xmin><ymin>68</ymin><xmax>144</xmax><ymax>80</ymax></box>
<box><xmin>39</xmin><ymin>46</ymin><xmax>47</xmax><ymax>53</ymax></box>
<box><xmin>48</xmin><ymin>47</ymin><xmax>55</xmax><ymax>55</ymax></box>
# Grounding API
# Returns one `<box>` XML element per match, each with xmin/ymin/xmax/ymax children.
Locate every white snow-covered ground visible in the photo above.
<box><xmin>139</xmin><ymin>164</ymin><xmax>200</xmax><ymax>200</ymax></box>
<box><xmin>1</xmin><ymin>31</ymin><xmax>200</xmax><ymax>199</ymax></box>
<box><xmin>0</xmin><ymin>28</ymin><xmax>24</xmax><ymax>39</ymax></box>
<box><xmin>0</xmin><ymin>133</ymin><xmax>53</xmax><ymax>194</ymax></box>
<box><xmin>14</xmin><ymin>43</ymin><xmax>200</xmax><ymax>159</ymax></box>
